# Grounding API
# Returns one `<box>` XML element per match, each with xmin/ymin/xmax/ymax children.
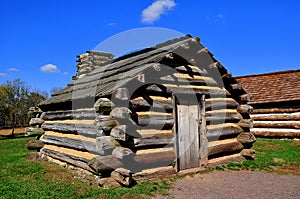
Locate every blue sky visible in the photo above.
<box><xmin>0</xmin><ymin>0</ymin><xmax>299</xmax><ymax>93</ymax></box>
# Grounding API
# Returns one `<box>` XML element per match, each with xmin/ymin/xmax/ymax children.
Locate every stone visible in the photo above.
<box><xmin>240</xmin><ymin>149</ymin><xmax>256</xmax><ymax>160</ymax></box>
<box><xmin>98</xmin><ymin>177</ymin><xmax>122</xmax><ymax>189</ymax></box>
<box><xmin>111</xmin><ymin>168</ymin><xmax>132</xmax><ymax>187</ymax></box>
<box><xmin>26</xmin><ymin>140</ymin><xmax>44</xmax><ymax>150</ymax></box>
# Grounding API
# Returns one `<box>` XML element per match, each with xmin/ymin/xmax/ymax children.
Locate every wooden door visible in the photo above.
<box><xmin>174</xmin><ymin>94</ymin><xmax>204</xmax><ymax>171</ymax></box>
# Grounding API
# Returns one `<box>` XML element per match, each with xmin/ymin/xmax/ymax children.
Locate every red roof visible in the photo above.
<box><xmin>236</xmin><ymin>69</ymin><xmax>300</xmax><ymax>104</ymax></box>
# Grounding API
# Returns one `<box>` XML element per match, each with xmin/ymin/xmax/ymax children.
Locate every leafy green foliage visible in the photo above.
<box><xmin>0</xmin><ymin>137</ymin><xmax>171</xmax><ymax>199</ymax></box>
<box><xmin>0</xmin><ymin>79</ymin><xmax>47</xmax><ymax>133</ymax></box>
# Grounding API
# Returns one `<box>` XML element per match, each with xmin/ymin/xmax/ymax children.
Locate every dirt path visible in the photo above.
<box><xmin>155</xmin><ymin>171</ymin><xmax>300</xmax><ymax>199</ymax></box>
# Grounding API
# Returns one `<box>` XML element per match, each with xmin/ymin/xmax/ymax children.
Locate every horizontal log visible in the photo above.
<box><xmin>136</xmin><ymin>112</ymin><xmax>173</xmax><ymax>128</ymax></box>
<box><xmin>41</xmin><ymin>147</ymin><xmax>95</xmax><ymax>173</ymax></box>
<box><xmin>205</xmin><ymin>98</ymin><xmax>239</xmax><ymax>110</ymax></box>
<box><xmin>134</xmin><ymin>135</ymin><xmax>175</xmax><ymax>148</ymax></box>
<box><xmin>158</xmin><ymin>73</ymin><xmax>218</xmax><ymax>86</ymax></box>
<box><xmin>42</xmin><ymin>109</ymin><xmax>97</xmax><ymax>121</ymax></box>
<box><xmin>137</xmin><ymin>112</ymin><xmax>173</xmax><ymax>120</ymax></box>
<box><xmin>88</xmin><ymin>155</ymin><xmax>125</xmax><ymax>174</ymax></box>
<box><xmin>40</xmin><ymin>135</ymin><xmax>97</xmax><ymax>153</ymax></box>
<box><xmin>251</xmin><ymin>108</ymin><xmax>300</xmax><ymax>114</ymax></box>
<box><xmin>251</xmin><ymin>113</ymin><xmax>300</xmax><ymax>121</ymax></box>
<box><xmin>137</xmin><ymin>117</ymin><xmax>174</xmax><ymax>129</ymax></box>
<box><xmin>94</xmin><ymin>98</ymin><xmax>115</xmax><ymax>112</ymax></box>
<box><xmin>128</xmin><ymin>151</ymin><xmax>176</xmax><ymax>172</ymax></box>
<box><xmin>129</xmin><ymin>96</ymin><xmax>173</xmax><ymax>112</ymax></box>
<box><xmin>251</xmin><ymin>128</ymin><xmax>300</xmax><ymax>138</ymax></box>
<box><xmin>207</xmin><ymin>123</ymin><xmax>244</xmax><ymax>140</ymax></box>
<box><xmin>132</xmin><ymin>166</ymin><xmax>176</xmax><ymax>183</ymax></box>
<box><xmin>206</xmin><ymin>110</ymin><xmax>243</xmax><ymax>123</ymax></box>
<box><xmin>237</xmin><ymin>105</ymin><xmax>253</xmax><ymax>114</ymax></box>
<box><xmin>253</xmin><ymin>121</ymin><xmax>300</xmax><ymax>129</ymax></box>
<box><xmin>163</xmin><ymin>84</ymin><xmax>229</xmax><ymax>96</ymax></box>
<box><xmin>208</xmin><ymin>154</ymin><xmax>245</xmax><ymax>167</ymax></box>
<box><xmin>41</xmin><ymin>123</ymin><xmax>100</xmax><ymax>137</ymax></box>
<box><xmin>136</xmin><ymin>147</ymin><xmax>173</xmax><ymax>155</ymax></box>
<box><xmin>208</xmin><ymin>139</ymin><xmax>244</xmax><ymax>157</ymax></box>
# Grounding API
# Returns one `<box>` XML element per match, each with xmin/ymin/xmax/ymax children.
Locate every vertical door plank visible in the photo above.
<box><xmin>199</xmin><ymin>95</ymin><xmax>208</xmax><ymax>166</ymax></box>
<box><xmin>177</xmin><ymin>105</ymin><xmax>189</xmax><ymax>170</ymax></box>
<box><xmin>188</xmin><ymin>104</ymin><xmax>200</xmax><ymax>168</ymax></box>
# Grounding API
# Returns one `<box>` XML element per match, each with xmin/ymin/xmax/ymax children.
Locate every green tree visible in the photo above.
<box><xmin>0</xmin><ymin>79</ymin><xmax>47</xmax><ymax>136</ymax></box>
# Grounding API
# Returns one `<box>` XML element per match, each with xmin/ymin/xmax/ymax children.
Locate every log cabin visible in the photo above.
<box><xmin>36</xmin><ymin>35</ymin><xmax>256</xmax><ymax>185</ymax></box>
<box><xmin>236</xmin><ymin>69</ymin><xmax>300</xmax><ymax>138</ymax></box>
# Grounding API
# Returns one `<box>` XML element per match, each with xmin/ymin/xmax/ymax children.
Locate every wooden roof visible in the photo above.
<box><xmin>236</xmin><ymin>69</ymin><xmax>300</xmax><ymax>105</ymax></box>
<box><xmin>39</xmin><ymin>35</ymin><xmax>246</xmax><ymax>110</ymax></box>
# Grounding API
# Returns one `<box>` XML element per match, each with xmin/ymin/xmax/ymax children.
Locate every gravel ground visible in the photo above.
<box><xmin>154</xmin><ymin>171</ymin><xmax>300</xmax><ymax>199</ymax></box>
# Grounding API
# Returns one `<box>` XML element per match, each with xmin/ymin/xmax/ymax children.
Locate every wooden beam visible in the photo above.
<box><xmin>251</xmin><ymin>108</ymin><xmax>300</xmax><ymax>114</ymax></box>
<box><xmin>206</xmin><ymin>110</ymin><xmax>243</xmax><ymax>123</ymax></box>
<box><xmin>253</xmin><ymin>121</ymin><xmax>300</xmax><ymax>129</ymax></box>
<box><xmin>208</xmin><ymin>154</ymin><xmax>245</xmax><ymax>167</ymax></box>
<box><xmin>41</xmin><ymin>147</ymin><xmax>95</xmax><ymax>173</ymax></box>
<box><xmin>207</xmin><ymin>123</ymin><xmax>244</xmax><ymax>140</ymax></box>
<box><xmin>208</xmin><ymin>138</ymin><xmax>244</xmax><ymax>157</ymax></box>
<box><xmin>42</xmin><ymin>109</ymin><xmax>96</xmax><ymax>121</ymax></box>
<box><xmin>133</xmin><ymin>135</ymin><xmax>175</xmax><ymax>148</ymax></box>
<box><xmin>251</xmin><ymin>129</ymin><xmax>300</xmax><ymax>138</ymax></box>
<box><xmin>40</xmin><ymin>135</ymin><xmax>97</xmax><ymax>153</ymax></box>
<box><xmin>205</xmin><ymin>98</ymin><xmax>239</xmax><ymax>110</ymax></box>
<box><xmin>88</xmin><ymin>155</ymin><xmax>125</xmax><ymax>174</ymax></box>
<box><xmin>130</xmin><ymin>96</ymin><xmax>173</xmax><ymax>112</ymax></box>
<box><xmin>41</xmin><ymin>123</ymin><xmax>99</xmax><ymax>137</ymax></box>
<box><xmin>251</xmin><ymin>113</ymin><xmax>300</xmax><ymax>121</ymax></box>
<box><xmin>129</xmin><ymin>151</ymin><xmax>176</xmax><ymax>172</ymax></box>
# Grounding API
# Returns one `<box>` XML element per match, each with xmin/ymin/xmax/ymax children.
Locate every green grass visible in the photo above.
<box><xmin>0</xmin><ymin>137</ymin><xmax>171</xmax><ymax>199</ymax></box>
<box><xmin>215</xmin><ymin>138</ymin><xmax>300</xmax><ymax>174</ymax></box>
<box><xmin>1</xmin><ymin>137</ymin><xmax>299</xmax><ymax>198</ymax></box>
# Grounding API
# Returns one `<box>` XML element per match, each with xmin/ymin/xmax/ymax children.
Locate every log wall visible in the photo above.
<box><xmin>37</xmin><ymin>39</ymin><xmax>255</xmax><ymax>183</ymax></box>
<box><xmin>250</xmin><ymin>107</ymin><xmax>300</xmax><ymax>138</ymax></box>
